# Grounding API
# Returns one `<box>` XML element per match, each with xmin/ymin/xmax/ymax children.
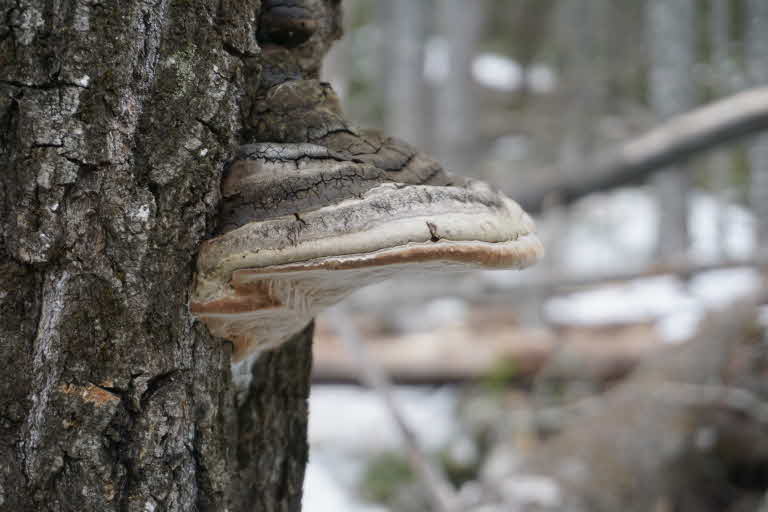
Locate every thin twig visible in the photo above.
<box><xmin>327</xmin><ymin>306</ymin><xmax>462</xmax><ymax>512</ymax></box>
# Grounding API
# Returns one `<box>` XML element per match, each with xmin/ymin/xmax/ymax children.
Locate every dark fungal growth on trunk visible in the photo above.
<box><xmin>191</xmin><ymin>0</ymin><xmax>543</xmax><ymax>379</ymax></box>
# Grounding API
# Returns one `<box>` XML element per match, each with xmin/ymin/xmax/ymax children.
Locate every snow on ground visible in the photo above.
<box><xmin>543</xmin><ymin>188</ymin><xmax>754</xmax><ymax>276</ymax></box>
<box><xmin>539</xmin><ymin>188</ymin><xmax>760</xmax><ymax>342</ymax></box>
<box><xmin>305</xmin><ymin>386</ymin><xmax>459</xmax><ymax>512</ymax></box>
<box><xmin>424</xmin><ymin>37</ymin><xmax>556</xmax><ymax>94</ymax></box>
<box><xmin>471</xmin><ymin>53</ymin><xmax>524</xmax><ymax>92</ymax></box>
<box><xmin>545</xmin><ymin>268</ymin><xmax>761</xmax><ymax>343</ymax></box>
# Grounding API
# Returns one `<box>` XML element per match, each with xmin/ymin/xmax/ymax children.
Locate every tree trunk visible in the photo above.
<box><xmin>0</xmin><ymin>1</ymin><xmax>336</xmax><ymax>510</ymax></box>
<box><xmin>555</xmin><ymin>0</ymin><xmax>609</xmax><ymax>170</ymax></box>
<box><xmin>707</xmin><ymin>0</ymin><xmax>737</xmax><ymax>259</ymax></box>
<box><xmin>234</xmin><ymin>325</ymin><xmax>314</xmax><ymax>512</ymax></box>
<box><xmin>646</xmin><ymin>0</ymin><xmax>697</xmax><ymax>262</ymax></box>
<box><xmin>746</xmin><ymin>0</ymin><xmax>768</xmax><ymax>249</ymax></box>
<box><xmin>383</xmin><ymin>0</ymin><xmax>429</xmax><ymax>150</ymax></box>
<box><xmin>434</xmin><ymin>0</ymin><xmax>486</xmax><ymax>175</ymax></box>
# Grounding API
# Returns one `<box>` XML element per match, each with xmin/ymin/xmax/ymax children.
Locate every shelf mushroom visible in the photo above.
<box><xmin>190</xmin><ymin>135</ymin><xmax>543</xmax><ymax>372</ymax></box>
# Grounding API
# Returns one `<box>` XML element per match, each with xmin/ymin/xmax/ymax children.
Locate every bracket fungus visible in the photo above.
<box><xmin>190</xmin><ymin>136</ymin><xmax>543</xmax><ymax>370</ymax></box>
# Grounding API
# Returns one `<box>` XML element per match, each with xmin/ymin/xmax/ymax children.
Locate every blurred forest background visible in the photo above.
<box><xmin>305</xmin><ymin>1</ymin><xmax>768</xmax><ymax>511</ymax></box>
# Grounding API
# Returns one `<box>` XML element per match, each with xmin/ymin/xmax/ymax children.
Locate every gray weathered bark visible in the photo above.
<box><xmin>0</xmin><ymin>0</ymin><xmax>339</xmax><ymax>510</ymax></box>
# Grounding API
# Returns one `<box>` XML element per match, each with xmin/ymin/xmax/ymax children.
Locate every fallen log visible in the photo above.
<box><xmin>312</xmin><ymin>320</ymin><xmax>665</xmax><ymax>386</ymax></box>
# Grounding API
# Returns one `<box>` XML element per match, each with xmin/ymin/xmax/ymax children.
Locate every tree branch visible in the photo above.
<box><xmin>516</xmin><ymin>87</ymin><xmax>768</xmax><ymax>213</ymax></box>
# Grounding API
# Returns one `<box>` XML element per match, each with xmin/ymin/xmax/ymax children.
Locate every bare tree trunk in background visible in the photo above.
<box><xmin>383</xmin><ymin>0</ymin><xmax>429</xmax><ymax>150</ymax></box>
<box><xmin>746</xmin><ymin>0</ymin><xmax>768</xmax><ymax>249</ymax></box>
<box><xmin>556</xmin><ymin>0</ymin><xmax>609</xmax><ymax>170</ymax></box>
<box><xmin>434</xmin><ymin>0</ymin><xmax>486</xmax><ymax>175</ymax></box>
<box><xmin>323</xmin><ymin>27</ymin><xmax>350</xmax><ymax>104</ymax></box>
<box><xmin>0</xmin><ymin>1</ymin><xmax>336</xmax><ymax>510</ymax></box>
<box><xmin>707</xmin><ymin>0</ymin><xmax>737</xmax><ymax>259</ymax></box>
<box><xmin>647</xmin><ymin>0</ymin><xmax>697</xmax><ymax>262</ymax></box>
<box><xmin>323</xmin><ymin>0</ymin><xmax>367</xmax><ymax>120</ymax></box>
<box><xmin>551</xmin><ymin>0</ymin><xmax>610</xmax><ymax>270</ymax></box>
<box><xmin>505</xmin><ymin>0</ymin><xmax>556</xmax><ymax>94</ymax></box>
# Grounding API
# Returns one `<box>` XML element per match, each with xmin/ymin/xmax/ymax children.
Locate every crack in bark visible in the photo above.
<box><xmin>139</xmin><ymin>369</ymin><xmax>181</xmax><ymax>410</ymax></box>
<box><xmin>0</xmin><ymin>79</ymin><xmax>89</xmax><ymax>90</ymax></box>
<box><xmin>196</xmin><ymin>116</ymin><xmax>226</xmax><ymax>144</ymax></box>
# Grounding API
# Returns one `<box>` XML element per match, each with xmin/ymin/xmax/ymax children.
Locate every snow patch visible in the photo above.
<box><xmin>305</xmin><ymin>386</ymin><xmax>458</xmax><ymax>512</ymax></box>
<box><xmin>472</xmin><ymin>54</ymin><xmax>524</xmax><ymax>92</ymax></box>
<box><xmin>500</xmin><ymin>475</ymin><xmax>562</xmax><ymax>508</ymax></box>
<box><xmin>545</xmin><ymin>276</ymin><xmax>696</xmax><ymax>327</ymax></box>
<box><xmin>541</xmin><ymin>188</ymin><xmax>761</xmax><ymax>342</ymax></box>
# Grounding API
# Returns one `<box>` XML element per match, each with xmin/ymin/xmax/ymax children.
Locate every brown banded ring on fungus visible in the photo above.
<box><xmin>190</xmin><ymin>140</ymin><xmax>543</xmax><ymax>371</ymax></box>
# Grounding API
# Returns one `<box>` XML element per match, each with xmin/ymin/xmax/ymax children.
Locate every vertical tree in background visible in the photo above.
<box><xmin>746</xmin><ymin>0</ymin><xmax>768</xmax><ymax>248</ymax></box>
<box><xmin>503</xmin><ymin>0</ymin><xmax>556</xmax><ymax>98</ymax></box>
<box><xmin>434</xmin><ymin>0</ymin><xmax>487</xmax><ymax>174</ymax></box>
<box><xmin>383</xmin><ymin>0</ymin><xmax>430</xmax><ymax>149</ymax></box>
<box><xmin>556</xmin><ymin>0</ymin><xmax>609</xmax><ymax>169</ymax></box>
<box><xmin>707</xmin><ymin>0</ymin><xmax>738</xmax><ymax>258</ymax></box>
<box><xmin>647</xmin><ymin>0</ymin><xmax>697</xmax><ymax>261</ymax></box>
<box><xmin>550</xmin><ymin>0</ymin><xmax>610</xmax><ymax>269</ymax></box>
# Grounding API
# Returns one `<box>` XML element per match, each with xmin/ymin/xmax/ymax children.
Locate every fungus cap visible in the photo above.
<box><xmin>191</xmin><ymin>144</ymin><xmax>543</xmax><ymax>363</ymax></box>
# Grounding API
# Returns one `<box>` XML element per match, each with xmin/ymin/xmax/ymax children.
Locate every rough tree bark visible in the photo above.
<box><xmin>0</xmin><ymin>0</ymin><xmax>339</xmax><ymax>510</ymax></box>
